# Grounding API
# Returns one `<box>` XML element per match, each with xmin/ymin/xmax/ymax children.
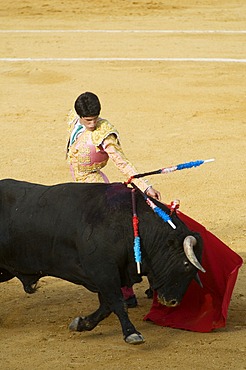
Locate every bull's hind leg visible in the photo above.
<box><xmin>69</xmin><ymin>292</ymin><xmax>144</xmax><ymax>344</ymax></box>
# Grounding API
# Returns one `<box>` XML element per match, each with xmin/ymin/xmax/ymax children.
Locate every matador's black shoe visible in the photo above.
<box><xmin>124</xmin><ymin>295</ymin><xmax>138</xmax><ymax>308</ymax></box>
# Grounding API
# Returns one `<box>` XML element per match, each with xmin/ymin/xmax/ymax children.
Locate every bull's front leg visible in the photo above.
<box><xmin>112</xmin><ymin>298</ymin><xmax>145</xmax><ymax>344</ymax></box>
<box><xmin>69</xmin><ymin>292</ymin><xmax>144</xmax><ymax>344</ymax></box>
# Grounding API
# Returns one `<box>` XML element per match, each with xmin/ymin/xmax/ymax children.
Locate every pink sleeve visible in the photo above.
<box><xmin>102</xmin><ymin>135</ymin><xmax>150</xmax><ymax>193</ymax></box>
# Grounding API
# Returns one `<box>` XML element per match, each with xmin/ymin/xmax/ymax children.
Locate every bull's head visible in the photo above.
<box><xmin>146</xmin><ymin>233</ymin><xmax>205</xmax><ymax>307</ymax></box>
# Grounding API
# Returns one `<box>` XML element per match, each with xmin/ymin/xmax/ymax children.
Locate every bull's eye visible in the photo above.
<box><xmin>183</xmin><ymin>260</ymin><xmax>190</xmax><ymax>270</ymax></box>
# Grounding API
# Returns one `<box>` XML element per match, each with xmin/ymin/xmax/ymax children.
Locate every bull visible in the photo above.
<box><xmin>0</xmin><ymin>179</ymin><xmax>205</xmax><ymax>344</ymax></box>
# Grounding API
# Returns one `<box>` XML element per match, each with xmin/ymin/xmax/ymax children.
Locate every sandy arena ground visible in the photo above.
<box><xmin>0</xmin><ymin>1</ymin><xmax>245</xmax><ymax>369</ymax></box>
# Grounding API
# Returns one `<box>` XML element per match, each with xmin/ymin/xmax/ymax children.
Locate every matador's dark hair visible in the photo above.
<box><xmin>74</xmin><ymin>92</ymin><xmax>101</xmax><ymax>117</ymax></box>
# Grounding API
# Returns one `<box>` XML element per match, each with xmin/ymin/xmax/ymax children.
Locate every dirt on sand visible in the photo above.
<box><xmin>0</xmin><ymin>1</ymin><xmax>245</xmax><ymax>369</ymax></box>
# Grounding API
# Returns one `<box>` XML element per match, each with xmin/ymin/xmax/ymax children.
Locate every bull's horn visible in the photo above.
<box><xmin>194</xmin><ymin>273</ymin><xmax>203</xmax><ymax>288</ymax></box>
<box><xmin>183</xmin><ymin>236</ymin><xmax>206</xmax><ymax>273</ymax></box>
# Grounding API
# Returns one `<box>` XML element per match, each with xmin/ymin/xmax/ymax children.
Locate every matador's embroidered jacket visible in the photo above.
<box><xmin>66</xmin><ymin>110</ymin><xmax>150</xmax><ymax>192</ymax></box>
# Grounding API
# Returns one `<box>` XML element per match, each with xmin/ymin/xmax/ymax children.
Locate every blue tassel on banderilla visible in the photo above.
<box><xmin>131</xmin><ymin>189</ymin><xmax>142</xmax><ymax>274</ymax></box>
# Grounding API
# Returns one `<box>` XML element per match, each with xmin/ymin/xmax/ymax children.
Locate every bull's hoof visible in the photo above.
<box><xmin>69</xmin><ymin>316</ymin><xmax>83</xmax><ymax>332</ymax></box>
<box><xmin>125</xmin><ymin>333</ymin><xmax>145</xmax><ymax>344</ymax></box>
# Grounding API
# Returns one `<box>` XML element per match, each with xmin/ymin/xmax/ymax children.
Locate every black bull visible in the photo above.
<box><xmin>0</xmin><ymin>179</ymin><xmax>205</xmax><ymax>344</ymax></box>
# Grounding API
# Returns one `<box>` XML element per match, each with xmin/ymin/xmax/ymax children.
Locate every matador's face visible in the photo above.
<box><xmin>80</xmin><ymin>116</ymin><xmax>99</xmax><ymax>131</ymax></box>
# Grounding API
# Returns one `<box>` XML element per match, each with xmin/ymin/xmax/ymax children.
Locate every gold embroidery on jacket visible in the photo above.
<box><xmin>92</xmin><ymin>119</ymin><xmax>119</xmax><ymax>146</ymax></box>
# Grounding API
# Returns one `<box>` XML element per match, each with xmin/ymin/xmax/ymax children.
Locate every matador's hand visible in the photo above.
<box><xmin>145</xmin><ymin>186</ymin><xmax>161</xmax><ymax>201</ymax></box>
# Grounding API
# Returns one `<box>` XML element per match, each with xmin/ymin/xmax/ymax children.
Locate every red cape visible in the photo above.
<box><xmin>144</xmin><ymin>211</ymin><xmax>243</xmax><ymax>332</ymax></box>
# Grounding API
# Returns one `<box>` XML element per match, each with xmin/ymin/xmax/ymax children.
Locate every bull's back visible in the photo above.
<box><xmin>0</xmin><ymin>179</ymin><xmax>133</xmax><ymax>276</ymax></box>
